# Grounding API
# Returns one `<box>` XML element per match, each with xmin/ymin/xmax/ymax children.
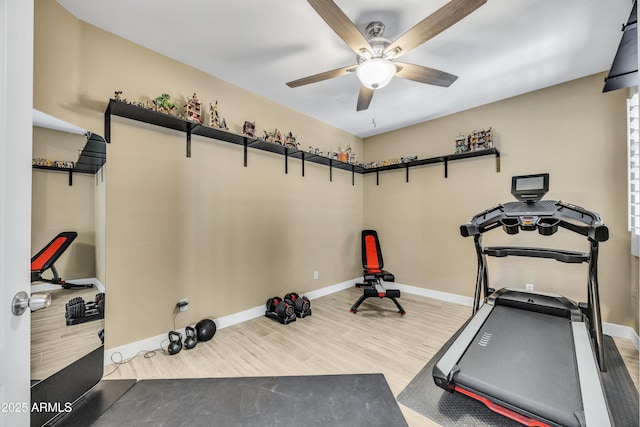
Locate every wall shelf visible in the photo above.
<box><xmin>32</xmin><ymin>133</ymin><xmax>107</xmax><ymax>186</ymax></box>
<box><xmin>362</xmin><ymin>147</ymin><xmax>500</xmax><ymax>184</ymax></box>
<box><xmin>103</xmin><ymin>99</ymin><xmax>499</xmax><ymax>185</ymax></box>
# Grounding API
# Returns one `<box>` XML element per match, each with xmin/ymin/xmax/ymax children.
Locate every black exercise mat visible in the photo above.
<box><xmin>93</xmin><ymin>373</ymin><xmax>408</xmax><ymax>427</ymax></box>
<box><xmin>398</xmin><ymin>334</ymin><xmax>639</xmax><ymax>427</ymax></box>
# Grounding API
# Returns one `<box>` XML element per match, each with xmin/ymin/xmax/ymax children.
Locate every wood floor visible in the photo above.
<box><xmin>105</xmin><ymin>287</ymin><xmax>639</xmax><ymax>427</ymax></box>
<box><xmin>31</xmin><ymin>286</ymin><xmax>104</xmax><ymax>381</ymax></box>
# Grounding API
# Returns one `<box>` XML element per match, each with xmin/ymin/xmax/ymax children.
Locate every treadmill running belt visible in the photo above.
<box><xmin>455</xmin><ymin>305</ymin><xmax>583</xmax><ymax>427</ymax></box>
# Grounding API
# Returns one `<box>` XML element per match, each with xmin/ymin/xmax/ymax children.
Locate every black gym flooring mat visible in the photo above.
<box><xmin>397</xmin><ymin>334</ymin><xmax>639</xmax><ymax>427</ymax></box>
<box><xmin>92</xmin><ymin>373</ymin><xmax>408</xmax><ymax>427</ymax></box>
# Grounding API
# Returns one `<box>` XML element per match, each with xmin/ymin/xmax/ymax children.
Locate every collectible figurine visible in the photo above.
<box><xmin>208</xmin><ymin>101</ymin><xmax>228</xmax><ymax>130</ymax></box>
<box><xmin>455</xmin><ymin>134</ymin><xmax>467</xmax><ymax>154</ymax></box>
<box><xmin>284</xmin><ymin>132</ymin><xmax>299</xmax><ymax>149</ymax></box>
<box><xmin>114</xmin><ymin>90</ymin><xmax>124</xmax><ymax>102</ymax></box>
<box><xmin>184</xmin><ymin>93</ymin><xmax>203</xmax><ymax>123</ymax></box>
<box><xmin>153</xmin><ymin>93</ymin><xmax>177</xmax><ymax>115</ymax></box>
<box><xmin>273</xmin><ymin>129</ymin><xmax>282</xmax><ymax>145</ymax></box>
<box><xmin>209</xmin><ymin>101</ymin><xmax>220</xmax><ymax>127</ymax></box>
<box><xmin>243</xmin><ymin>121</ymin><xmax>256</xmax><ymax>138</ymax></box>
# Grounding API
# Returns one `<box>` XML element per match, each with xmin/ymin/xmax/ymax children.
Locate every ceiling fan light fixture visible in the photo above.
<box><xmin>356</xmin><ymin>58</ymin><xmax>396</xmax><ymax>89</ymax></box>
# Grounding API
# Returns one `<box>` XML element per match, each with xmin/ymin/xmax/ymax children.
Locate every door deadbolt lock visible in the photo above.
<box><xmin>12</xmin><ymin>291</ymin><xmax>51</xmax><ymax>316</ymax></box>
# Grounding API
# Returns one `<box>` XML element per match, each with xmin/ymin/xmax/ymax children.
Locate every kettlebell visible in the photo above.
<box><xmin>167</xmin><ymin>331</ymin><xmax>182</xmax><ymax>355</ymax></box>
<box><xmin>184</xmin><ymin>326</ymin><xmax>197</xmax><ymax>350</ymax></box>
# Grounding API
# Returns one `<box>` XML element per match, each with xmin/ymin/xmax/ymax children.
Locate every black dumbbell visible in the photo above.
<box><xmin>266</xmin><ymin>296</ymin><xmax>295</xmax><ymax>319</ymax></box>
<box><xmin>284</xmin><ymin>292</ymin><xmax>311</xmax><ymax>317</ymax></box>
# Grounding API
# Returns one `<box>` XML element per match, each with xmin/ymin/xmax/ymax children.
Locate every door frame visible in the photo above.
<box><xmin>0</xmin><ymin>0</ymin><xmax>34</xmax><ymax>425</ymax></box>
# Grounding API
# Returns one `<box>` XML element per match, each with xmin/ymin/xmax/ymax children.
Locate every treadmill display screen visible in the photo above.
<box><xmin>516</xmin><ymin>176</ymin><xmax>545</xmax><ymax>191</ymax></box>
<box><xmin>511</xmin><ymin>173</ymin><xmax>549</xmax><ymax>202</ymax></box>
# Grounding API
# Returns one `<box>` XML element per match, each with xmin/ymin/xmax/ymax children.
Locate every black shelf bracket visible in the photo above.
<box><xmin>243</xmin><ymin>138</ymin><xmax>248</xmax><ymax>167</ymax></box>
<box><xmin>329</xmin><ymin>159</ymin><xmax>333</xmax><ymax>182</ymax></box>
<box><xmin>406</xmin><ymin>164</ymin><xmax>410</xmax><ymax>183</ymax></box>
<box><xmin>444</xmin><ymin>158</ymin><xmax>449</xmax><ymax>178</ymax></box>
<box><xmin>186</xmin><ymin>124</ymin><xmax>193</xmax><ymax>158</ymax></box>
<box><xmin>104</xmin><ymin>107</ymin><xmax>111</xmax><ymax>143</ymax></box>
<box><xmin>351</xmin><ymin>165</ymin><xmax>355</xmax><ymax>186</ymax></box>
<box><xmin>285</xmin><ymin>148</ymin><xmax>289</xmax><ymax>174</ymax></box>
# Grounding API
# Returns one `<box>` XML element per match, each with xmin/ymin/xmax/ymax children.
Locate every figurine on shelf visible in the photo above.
<box><xmin>55</xmin><ymin>160</ymin><xmax>75</xmax><ymax>169</ymax></box>
<box><xmin>243</xmin><ymin>121</ymin><xmax>256</xmax><ymax>138</ymax></box>
<box><xmin>338</xmin><ymin>150</ymin><xmax>348</xmax><ymax>163</ymax></box>
<box><xmin>455</xmin><ymin>133</ymin><xmax>467</xmax><ymax>154</ymax></box>
<box><xmin>114</xmin><ymin>90</ymin><xmax>124</xmax><ymax>102</ymax></box>
<box><xmin>184</xmin><ymin>93</ymin><xmax>203</xmax><ymax>123</ymax></box>
<box><xmin>273</xmin><ymin>129</ymin><xmax>282</xmax><ymax>145</ymax></box>
<box><xmin>401</xmin><ymin>156</ymin><xmax>417</xmax><ymax>163</ymax></box>
<box><xmin>208</xmin><ymin>101</ymin><xmax>229</xmax><ymax>130</ymax></box>
<box><xmin>284</xmin><ymin>132</ymin><xmax>299</xmax><ymax>149</ymax></box>
<box><xmin>153</xmin><ymin>93</ymin><xmax>177</xmax><ymax>115</ymax></box>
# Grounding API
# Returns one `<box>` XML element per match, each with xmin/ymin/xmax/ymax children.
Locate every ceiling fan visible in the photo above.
<box><xmin>286</xmin><ymin>0</ymin><xmax>486</xmax><ymax>111</ymax></box>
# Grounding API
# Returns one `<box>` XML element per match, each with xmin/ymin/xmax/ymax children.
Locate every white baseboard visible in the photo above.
<box><xmin>394</xmin><ymin>282</ymin><xmax>475</xmax><ymax>307</ymax></box>
<box><xmin>603</xmin><ymin>322</ymin><xmax>640</xmax><ymax>350</ymax></box>
<box><xmin>104</xmin><ymin>278</ymin><xmax>360</xmax><ymax>365</ymax></box>
<box><xmin>105</xmin><ymin>278</ymin><xmax>640</xmax><ymax>365</ymax></box>
<box><xmin>32</xmin><ymin>277</ymin><xmax>105</xmax><ymax>293</ymax></box>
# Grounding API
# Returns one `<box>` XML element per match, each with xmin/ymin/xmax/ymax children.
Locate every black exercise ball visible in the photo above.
<box><xmin>195</xmin><ymin>318</ymin><xmax>216</xmax><ymax>342</ymax></box>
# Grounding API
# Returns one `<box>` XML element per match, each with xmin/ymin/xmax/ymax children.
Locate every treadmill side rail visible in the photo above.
<box><xmin>432</xmin><ymin>304</ymin><xmax>494</xmax><ymax>391</ymax></box>
<box><xmin>572</xmin><ymin>323</ymin><xmax>612</xmax><ymax>427</ymax></box>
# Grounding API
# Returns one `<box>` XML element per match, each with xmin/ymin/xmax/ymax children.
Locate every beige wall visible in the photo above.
<box><xmin>32</xmin><ymin>126</ymin><xmax>97</xmax><ymax>280</ymax></box>
<box><xmin>363</xmin><ymin>73</ymin><xmax>637</xmax><ymax>330</ymax></box>
<box><xmin>35</xmin><ymin>0</ymin><xmax>363</xmax><ymax>348</ymax></box>
<box><xmin>34</xmin><ymin>0</ymin><xmax>637</xmax><ymax>349</ymax></box>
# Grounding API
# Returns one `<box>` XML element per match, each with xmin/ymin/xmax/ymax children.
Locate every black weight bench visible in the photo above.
<box><xmin>351</xmin><ymin>230</ymin><xmax>405</xmax><ymax>314</ymax></box>
<box><xmin>31</xmin><ymin>231</ymin><xmax>93</xmax><ymax>289</ymax></box>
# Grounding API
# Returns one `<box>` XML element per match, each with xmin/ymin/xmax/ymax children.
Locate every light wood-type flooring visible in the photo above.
<box><xmin>31</xmin><ymin>286</ymin><xmax>104</xmax><ymax>382</ymax></box>
<box><xmin>105</xmin><ymin>287</ymin><xmax>639</xmax><ymax>426</ymax></box>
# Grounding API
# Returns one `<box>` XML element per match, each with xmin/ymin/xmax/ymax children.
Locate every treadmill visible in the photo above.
<box><xmin>432</xmin><ymin>173</ymin><xmax>612</xmax><ymax>427</ymax></box>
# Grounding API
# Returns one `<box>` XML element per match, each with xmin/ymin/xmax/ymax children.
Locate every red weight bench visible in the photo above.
<box><xmin>31</xmin><ymin>231</ymin><xmax>92</xmax><ymax>289</ymax></box>
<box><xmin>350</xmin><ymin>230</ymin><xmax>405</xmax><ymax>314</ymax></box>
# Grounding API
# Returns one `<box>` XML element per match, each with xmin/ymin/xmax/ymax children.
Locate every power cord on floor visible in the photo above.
<box><xmin>103</xmin><ymin>349</ymin><xmax>160</xmax><ymax>377</ymax></box>
<box><xmin>104</xmin><ymin>308</ymin><xmax>184</xmax><ymax>377</ymax></box>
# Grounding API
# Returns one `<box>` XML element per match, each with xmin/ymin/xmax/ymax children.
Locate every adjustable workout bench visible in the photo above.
<box><xmin>350</xmin><ymin>230</ymin><xmax>405</xmax><ymax>314</ymax></box>
<box><xmin>31</xmin><ymin>231</ymin><xmax>93</xmax><ymax>289</ymax></box>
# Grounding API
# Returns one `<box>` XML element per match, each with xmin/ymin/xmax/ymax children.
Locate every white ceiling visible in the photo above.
<box><xmin>57</xmin><ymin>0</ymin><xmax>633</xmax><ymax>138</ymax></box>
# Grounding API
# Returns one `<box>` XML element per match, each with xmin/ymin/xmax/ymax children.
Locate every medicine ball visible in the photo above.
<box><xmin>195</xmin><ymin>318</ymin><xmax>216</xmax><ymax>342</ymax></box>
<box><xmin>184</xmin><ymin>326</ymin><xmax>197</xmax><ymax>350</ymax></box>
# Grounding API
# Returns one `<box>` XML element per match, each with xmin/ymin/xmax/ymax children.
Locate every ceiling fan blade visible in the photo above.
<box><xmin>356</xmin><ymin>86</ymin><xmax>374</xmax><ymax>111</ymax></box>
<box><xmin>384</xmin><ymin>0</ymin><xmax>486</xmax><ymax>59</ymax></box>
<box><xmin>308</xmin><ymin>0</ymin><xmax>371</xmax><ymax>56</ymax></box>
<box><xmin>395</xmin><ymin>62</ymin><xmax>458</xmax><ymax>87</ymax></box>
<box><xmin>287</xmin><ymin>65</ymin><xmax>357</xmax><ymax>88</ymax></box>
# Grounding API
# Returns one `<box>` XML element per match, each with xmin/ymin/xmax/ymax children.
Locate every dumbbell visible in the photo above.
<box><xmin>284</xmin><ymin>292</ymin><xmax>311</xmax><ymax>318</ymax></box>
<box><xmin>266</xmin><ymin>296</ymin><xmax>296</xmax><ymax>323</ymax></box>
<box><xmin>65</xmin><ymin>297</ymin><xmax>86</xmax><ymax>319</ymax></box>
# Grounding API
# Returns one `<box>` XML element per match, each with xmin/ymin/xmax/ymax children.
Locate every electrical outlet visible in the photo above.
<box><xmin>178</xmin><ymin>298</ymin><xmax>189</xmax><ymax>312</ymax></box>
<box><xmin>314</xmin><ymin>271</ymin><xmax>319</xmax><ymax>280</ymax></box>
<box><xmin>525</xmin><ymin>283</ymin><xmax>534</xmax><ymax>291</ymax></box>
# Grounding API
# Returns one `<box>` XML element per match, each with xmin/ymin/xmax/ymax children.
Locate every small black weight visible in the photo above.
<box><xmin>184</xmin><ymin>326</ymin><xmax>197</xmax><ymax>349</ymax></box>
<box><xmin>167</xmin><ymin>331</ymin><xmax>182</xmax><ymax>355</ymax></box>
